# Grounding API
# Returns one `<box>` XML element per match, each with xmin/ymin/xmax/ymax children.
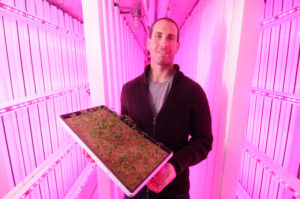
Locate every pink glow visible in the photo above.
<box><xmin>0</xmin><ymin>0</ymin><xmax>299</xmax><ymax>199</ymax></box>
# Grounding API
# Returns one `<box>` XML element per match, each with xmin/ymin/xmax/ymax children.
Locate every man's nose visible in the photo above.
<box><xmin>160</xmin><ymin>38</ymin><xmax>169</xmax><ymax>47</ymax></box>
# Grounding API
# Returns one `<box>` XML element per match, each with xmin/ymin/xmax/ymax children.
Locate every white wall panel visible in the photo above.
<box><xmin>274</xmin><ymin>22</ymin><xmax>289</xmax><ymax>92</ymax></box>
<box><xmin>3</xmin><ymin>17</ymin><xmax>26</xmax><ymax>99</ymax></box>
<box><xmin>266</xmin><ymin>26</ymin><xmax>279</xmax><ymax>90</ymax></box>
<box><xmin>0</xmin><ymin>17</ymin><xmax>13</xmax><ymax>102</ymax></box>
<box><xmin>0</xmin><ymin>116</ymin><xmax>14</xmax><ymax>192</ymax></box>
<box><xmin>17</xmin><ymin>21</ymin><xmax>36</xmax><ymax>96</ymax></box>
<box><xmin>266</xmin><ymin>100</ymin><xmax>280</xmax><ymax>159</ymax></box>
<box><xmin>284</xmin><ymin>19</ymin><xmax>299</xmax><ymax>93</ymax></box>
<box><xmin>46</xmin><ymin>99</ymin><xmax>59</xmax><ymax>150</ymax></box>
<box><xmin>0</xmin><ymin>0</ymin><xmax>90</xmax><ymax>197</ymax></box>
<box><xmin>2</xmin><ymin>112</ymin><xmax>26</xmax><ymax>185</ymax></box>
<box><xmin>38</xmin><ymin>27</ymin><xmax>53</xmax><ymax>91</ymax></box>
<box><xmin>252</xmin><ymin>31</ymin><xmax>263</xmax><ymax>88</ymax></box>
<box><xmin>15</xmin><ymin>109</ymin><xmax>36</xmax><ymax>174</ymax></box>
<box><xmin>239</xmin><ymin>0</ymin><xmax>300</xmax><ymax>198</ymax></box>
<box><xmin>29</xmin><ymin>24</ymin><xmax>46</xmax><ymax>94</ymax></box>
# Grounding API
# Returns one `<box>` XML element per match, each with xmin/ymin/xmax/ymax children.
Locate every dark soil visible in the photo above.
<box><xmin>63</xmin><ymin>106</ymin><xmax>169</xmax><ymax>192</ymax></box>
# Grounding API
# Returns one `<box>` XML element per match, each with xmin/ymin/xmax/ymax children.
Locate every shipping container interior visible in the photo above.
<box><xmin>0</xmin><ymin>0</ymin><xmax>299</xmax><ymax>198</ymax></box>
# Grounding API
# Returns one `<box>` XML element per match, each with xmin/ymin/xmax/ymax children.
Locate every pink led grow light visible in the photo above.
<box><xmin>261</xmin><ymin>6</ymin><xmax>300</xmax><ymax>25</ymax></box>
<box><xmin>251</xmin><ymin>89</ymin><xmax>300</xmax><ymax>105</ymax></box>
<box><xmin>0</xmin><ymin>85</ymin><xmax>89</xmax><ymax>115</ymax></box>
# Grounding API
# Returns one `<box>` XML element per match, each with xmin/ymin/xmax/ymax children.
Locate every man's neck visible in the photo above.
<box><xmin>149</xmin><ymin>63</ymin><xmax>174</xmax><ymax>83</ymax></box>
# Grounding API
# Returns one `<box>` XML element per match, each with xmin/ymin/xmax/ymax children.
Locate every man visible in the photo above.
<box><xmin>121</xmin><ymin>18</ymin><xmax>213</xmax><ymax>199</ymax></box>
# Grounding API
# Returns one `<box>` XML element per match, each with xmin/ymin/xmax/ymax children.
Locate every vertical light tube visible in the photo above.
<box><xmin>119</xmin><ymin>14</ymin><xmax>125</xmax><ymax>92</ymax></box>
<box><xmin>133</xmin><ymin>37</ymin><xmax>136</xmax><ymax>75</ymax></box>
<box><xmin>123</xmin><ymin>22</ymin><xmax>128</xmax><ymax>80</ymax></box>
<box><xmin>75</xmin><ymin>20</ymin><xmax>84</xmax><ymax>86</ymax></box>
<box><xmin>113</xmin><ymin>2</ymin><xmax>122</xmax><ymax>114</ymax></box>
<box><xmin>107</xmin><ymin>0</ymin><xmax>119</xmax><ymax>111</ymax></box>
<box><xmin>117</xmin><ymin>14</ymin><xmax>125</xmax><ymax>97</ymax></box>
<box><xmin>101</xmin><ymin>0</ymin><xmax>113</xmax><ymax>107</ymax></box>
<box><xmin>128</xmin><ymin>28</ymin><xmax>132</xmax><ymax>79</ymax></box>
<box><xmin>127</xmin><ymin>25</ymin><xmax>131</xmax><ymax>79</ymax></box>
<box><xmin>133</xmin><ymin>35</ymin><xmax>136</xmax><ymax>76</ymax></box>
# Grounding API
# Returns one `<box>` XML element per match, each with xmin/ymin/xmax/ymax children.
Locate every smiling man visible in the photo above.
<box><xmin>121</xmin><ymin>18</ymin><xmax>213</xmax><ymax>199</ymax></box>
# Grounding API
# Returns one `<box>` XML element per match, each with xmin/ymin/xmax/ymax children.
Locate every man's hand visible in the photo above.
<box><xmin>147</xmin><ymin>162</ymin><xmax>176</xmax><ymax>193</ymax></box>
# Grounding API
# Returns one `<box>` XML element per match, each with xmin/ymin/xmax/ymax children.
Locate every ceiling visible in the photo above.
<box><xmin>47</xmin><ymin>0</ymin><xmax>200</xmax><ymax>50</ymax></box>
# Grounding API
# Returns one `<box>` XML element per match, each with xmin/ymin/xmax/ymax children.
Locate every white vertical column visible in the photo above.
<box><xmin>107</xmin><ymin>0</ymin><xmax>120</xmax><ymax>111</ymax></box>
<box><xmin>100</xmin><ymin>0</ymin><xmax>113</xmax><ymax>108</ymax></box>
<box><xmin>82</xmin><ymin>1</ymin><xmax>112</xmax><ymax>198</ymax></box>
<box><xmin>82</xmin><ymin>0</ymin><xmax>106</xmax><ymax>106</ymax></box>
<box><xmin>219</xmin><ymin>0</ymin><xmax>263</xmax><ymax>198</ymax></box>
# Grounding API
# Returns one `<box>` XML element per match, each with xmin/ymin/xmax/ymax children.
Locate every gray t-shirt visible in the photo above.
<box><xmin>149</xmin><ymin>73</ymin><xmax>175</xmax><ymax>116</ymax></box>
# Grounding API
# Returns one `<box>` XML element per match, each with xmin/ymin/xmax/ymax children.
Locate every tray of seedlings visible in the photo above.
<box><xmin>58</xmin><ymin>106</ymin><xmax>173</xmax><ymax>197</ymax></box>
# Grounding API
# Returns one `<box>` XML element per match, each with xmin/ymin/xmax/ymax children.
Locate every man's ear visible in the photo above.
<box><xmin>175</xmin><ymin>41</ymin><xmax>181</xmax><ymax>53</ymax></box>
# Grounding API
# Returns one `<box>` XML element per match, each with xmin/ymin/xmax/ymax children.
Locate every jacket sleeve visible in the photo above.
<box><xmin>120</xmin><ymin>85</ymin><xmax>128</xmax><ymax>115</ymax></box>
<box><xmin>169</xmin><ymin>89</ymin><xmax>213</xmax><ymax>174</ymax></box>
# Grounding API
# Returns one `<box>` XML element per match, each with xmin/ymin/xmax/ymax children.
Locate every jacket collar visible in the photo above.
<box><xmin>142</xmin><ymin>64</ymin><xmax>181</xmax><ymax>85</ymax></box>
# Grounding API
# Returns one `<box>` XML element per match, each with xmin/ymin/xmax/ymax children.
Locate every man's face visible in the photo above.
<box><xmin>147</xmin><ymin>20</ymin><xmax>180</xmax><ymax>67</ymax></box>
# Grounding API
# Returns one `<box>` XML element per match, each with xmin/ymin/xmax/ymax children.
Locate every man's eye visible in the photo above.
<box><xmin>155</xmin><ymin>35</ymin><xmax>162</xmax><ymax>39</ymax></box>
<box><xmin>168</xmin><ymin>36</ymin><xmax>174</xmax><ymax>41</ymax></box>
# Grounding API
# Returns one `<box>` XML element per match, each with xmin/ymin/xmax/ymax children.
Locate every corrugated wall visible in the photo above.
<box><xmin>237</xmin><ymin>0</ymin><xmax>300</xmax><ymax>198</ymax></box>
<box><xmin>176</xmin><ymin>0</ymin><xmax>299</xmax><ymax>198</ymax></box>
<box><xmin>175</xmin><ymin>0</ymin><xmax>252</xmax><ymax>198</ymax></box>
<box><xmin>0</xmin><ymin>0</ymin><xmax>89</xmax><ymax>198</ymax></box>
<box><xmin>0</xmin><ymin>0</ymin><xmax>145</xmax><ymax>198</ymax></box>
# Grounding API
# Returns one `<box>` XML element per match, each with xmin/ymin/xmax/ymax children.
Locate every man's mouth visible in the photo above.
<box><xmin>158</xmin><ymin>51</ymin><xmax>168</xmax><ymax>55</ymax></box>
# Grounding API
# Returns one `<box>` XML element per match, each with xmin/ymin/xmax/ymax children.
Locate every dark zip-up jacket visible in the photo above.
<box><xmin>121</xmin><ymin>64</ymin><xmax>213</xmax><ymax>197</ymax></box>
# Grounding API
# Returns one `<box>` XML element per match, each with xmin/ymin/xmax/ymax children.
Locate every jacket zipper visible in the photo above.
<box><xmin>153</xmin><ymin>116</ymin><xmax>156</xmax><ymax>137</ymax></box>
<box><xmin>147</xmin><ymin>187</ymin><xmax>149</xmax><ymax>199</ymax></box>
